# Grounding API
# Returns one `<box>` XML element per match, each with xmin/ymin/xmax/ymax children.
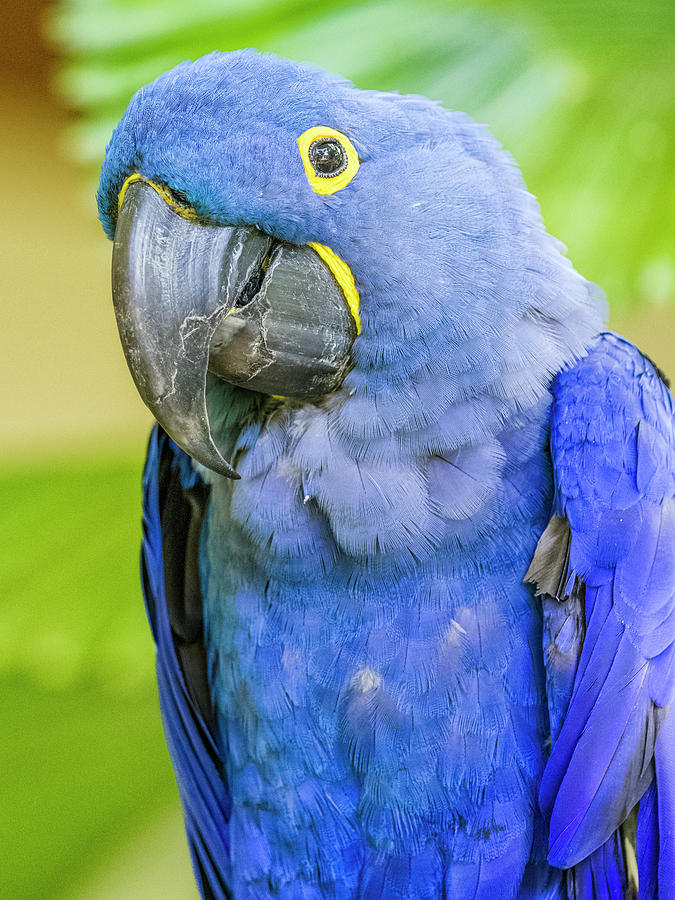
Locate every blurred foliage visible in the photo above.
<box><xmin>49</xmin><ymin>0</ymin><xmax>674</xmax><ymax>308</ymax></box>
<box><xmin>0</xmin><ymin>455</ymin><xmax>151</xmax><ymax>690</ymax></box>
<box><xmin>0</xmin><ymin>455</ymin><xmax>182</xmax><ymax>899</ymax></box>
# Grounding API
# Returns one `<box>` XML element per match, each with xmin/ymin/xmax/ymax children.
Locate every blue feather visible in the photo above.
<box><xmin>142</xmin><ymin>428</ymin><xmax>231</xmax><ymax>898</ymax></box>
<box><xmin>637</xmin><ymin>781</ymin><xmax>658</xmax><ymax>899</ymax></box>
<box><xmin>534</xmin><ymin>333</ymin><xmax>675</xmax><ymax>893</ymax></box>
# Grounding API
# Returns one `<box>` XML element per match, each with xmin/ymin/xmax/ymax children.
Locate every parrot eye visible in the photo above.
<box><xmin>298</xmin><ymin>126</ymin><xmax>360</xmax><ymax>195</ymax></box>
<box><xmin>308</xmin><ymin>139</ymin><xmax>348</xmax><ymax>177</ymax></box>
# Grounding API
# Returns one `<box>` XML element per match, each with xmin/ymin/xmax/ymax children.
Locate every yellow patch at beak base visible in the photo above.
<box><xmin>310</xmin><ymin>243</ymin><xmax>361</xmax><ymax>334</ymax></box>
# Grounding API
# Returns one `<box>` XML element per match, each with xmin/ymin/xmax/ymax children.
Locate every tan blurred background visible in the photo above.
<box><xmin>1</xmin><ymin>1</ymin><xmax>672</xmax><ymax>898</ymax></box>
<box><xmin>2</xmin><ymin>2</ymin><xmax>149</xmax><ymax>460</ymax></box>
<box><xmin>3</xmin><ymin>7</ymin><xmax>197</xmax><ymax>896</ymax></box>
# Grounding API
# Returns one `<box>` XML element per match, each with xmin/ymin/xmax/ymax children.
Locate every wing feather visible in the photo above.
<box><xmin>142</xmin><ymin>426</ymin><xmax>231</xmax><ymax>899</ymax></box>
<box><xmin>526</xmin><ymin>333</ymin><xmax>675</xmax><ymax>896</ymax></box>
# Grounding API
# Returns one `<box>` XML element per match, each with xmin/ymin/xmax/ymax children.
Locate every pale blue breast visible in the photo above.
<box><xmin>200</xmin><ymin>395</ymin><xmax>556</xmax><ymax>898</ymax></box>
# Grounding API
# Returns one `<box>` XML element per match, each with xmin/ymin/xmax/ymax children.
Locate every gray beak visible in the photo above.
<box><xmin>112</xmin><ymin>179</ymin><xmax>356</xmax><ymax>477</ymax></box>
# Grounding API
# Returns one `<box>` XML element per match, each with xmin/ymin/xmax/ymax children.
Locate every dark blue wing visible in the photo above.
<box><xmin>142</xmin><ymin>425</ymin><xmax>231</xmax><ymax>899</ymax></box>
<box><xmin>526</xmin><ymin>332</ymin><xmax>675</xmax><ymax>899</ymax></box>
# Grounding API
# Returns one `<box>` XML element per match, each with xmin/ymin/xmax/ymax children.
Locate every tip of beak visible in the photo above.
<box><xmin>185</xmin><ymin>434</ymin><xmax>241</xmax><ymax>480</ymax></box>
<box><xmin>221</xmin><ymin>465</ymin><xmax>241</xmax><ymax>481</ymax></box>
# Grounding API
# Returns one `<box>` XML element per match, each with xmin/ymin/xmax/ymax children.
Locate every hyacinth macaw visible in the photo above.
<box><xmin>98</xmin><ymin>50</ymin><xmax>675</xmax><ymax>899</ymax></box>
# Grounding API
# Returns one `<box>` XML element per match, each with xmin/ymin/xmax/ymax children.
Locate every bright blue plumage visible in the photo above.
<box><xmin>536</xmin><ymin>334</ymin><xmax>675</xmax><ymax>895</ymax></box>
<box><xmin>101</xmin><ymin>50</ymin><xmax>675</xmax><ymax>899</ymax></box>
<box><xmin>142</xmin><ymin>430</ymin><xmax>231</xmax><ymax>899</ymax></box>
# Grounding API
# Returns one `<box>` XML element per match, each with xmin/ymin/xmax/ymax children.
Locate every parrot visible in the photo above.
<box><xmin>97</xmin><ymin>50</ymin><xmax>675</xmax><ymax>900</ymax></box>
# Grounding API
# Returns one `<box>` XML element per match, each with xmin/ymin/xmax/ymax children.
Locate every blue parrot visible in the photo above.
<box><xmin>98</xmin><ymin>51</ymin><xmax>675</xmax><ymax>899</ymax></box>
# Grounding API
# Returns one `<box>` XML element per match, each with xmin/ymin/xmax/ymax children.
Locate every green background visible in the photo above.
<box><xmin>2</xmin><ymin>1</ymin><xmax>673</xmax><ymax>896</ymax></box>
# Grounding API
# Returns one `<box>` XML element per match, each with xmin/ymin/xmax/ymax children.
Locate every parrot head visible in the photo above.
<box><xmin>99</xmin><ymin>50</ymin><xmax>603</xmax><ymax>476</ymax></box>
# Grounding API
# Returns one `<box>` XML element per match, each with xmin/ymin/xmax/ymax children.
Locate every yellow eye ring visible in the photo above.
<box><xmin>298</xmin><ymin>126</ymin><xmax>360</xmax><ymax>195</ymax></box>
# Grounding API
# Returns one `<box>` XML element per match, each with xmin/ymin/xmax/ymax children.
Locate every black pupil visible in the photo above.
<box><xmin>309</xmin><ymin>138</ymin><xmax>347</xmax><ymax>177</ymax></box>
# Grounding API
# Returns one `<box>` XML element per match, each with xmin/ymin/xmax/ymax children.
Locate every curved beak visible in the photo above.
<box><xmin>112</xmin><ymin>179</ymin><xmax>356</xmax><ymax>477</ymax></box>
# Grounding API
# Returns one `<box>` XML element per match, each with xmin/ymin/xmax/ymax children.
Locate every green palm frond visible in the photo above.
<box><xmin>50</xmin><ymin>0</ymin><xmax>674</xmax><ymax>307</ymax></box>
